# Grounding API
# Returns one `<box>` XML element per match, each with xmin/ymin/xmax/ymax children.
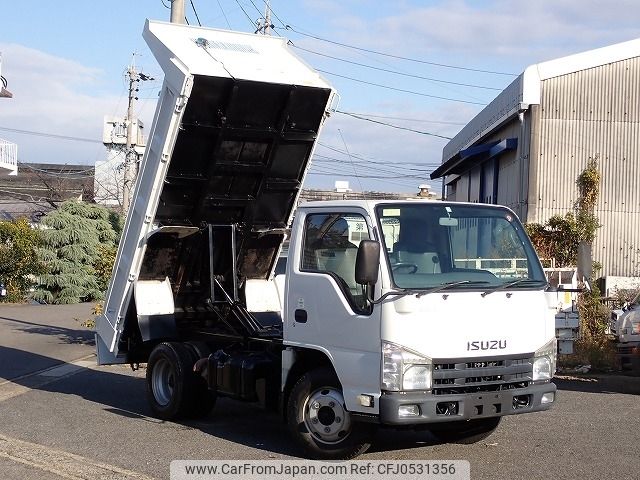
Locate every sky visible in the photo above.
<box><xmin>1</xmin><ymin>0</ymin><xmax>640</xmax><ymax>193</ymax></box>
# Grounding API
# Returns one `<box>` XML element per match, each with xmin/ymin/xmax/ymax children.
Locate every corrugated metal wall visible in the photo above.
<box><xmin>535</xmin><ymin>57</ymin><xmax>640</xmax><ymax>276</ymax></box>
<box><xmin>493</xmin><ymin>120</ymin><xmax>526</xmax><ymax>217</ymax></box>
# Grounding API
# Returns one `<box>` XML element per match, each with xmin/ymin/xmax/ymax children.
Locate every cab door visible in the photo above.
<box><xmin>284</xmin><ymin>209</ymin><xmax>382</xmax><ymax>414</ymax></box>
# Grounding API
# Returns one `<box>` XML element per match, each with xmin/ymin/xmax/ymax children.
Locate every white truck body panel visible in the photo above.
<box><xmin>382</xmin><ymin>291</ymin><xmax>553</xmax><ymax>359</ymax></box>
<box><xmin>144</xmin><ymin>21</ymin><xmax>330</xmax><ymax>87</ymax></box>
<box><xmin>97</xmin><ymin>77</ymin><xmax>191</xmax><ymax>360</ymax></box>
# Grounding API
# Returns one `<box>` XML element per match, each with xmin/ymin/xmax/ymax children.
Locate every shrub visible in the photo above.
<box><xmin>0</xmin><ymin>218</ymin><xmax>45</xmax><ymax>302</ymax></box>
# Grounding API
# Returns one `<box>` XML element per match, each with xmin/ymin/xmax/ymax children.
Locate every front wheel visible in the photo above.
<box><xmin>287</xmin><ymin>368</ymin><xmax>375</xmax><ymax>460</ymax></box>
<box><xmin>429</xmin><ymin>417</ymin><xmax>501</xmax><ymax>444</ymax></box>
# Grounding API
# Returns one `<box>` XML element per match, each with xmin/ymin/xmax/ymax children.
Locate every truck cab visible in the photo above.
<box><xmin>284</xmin><ymin>201</ymin><xmax>556</xmax><ymax>435</ymax></box>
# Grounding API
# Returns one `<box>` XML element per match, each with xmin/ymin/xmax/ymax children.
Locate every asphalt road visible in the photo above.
<box><xmin>1</xmin><ymin>303</ymin><xmax>639</xmax><ymax>480</ymax></box>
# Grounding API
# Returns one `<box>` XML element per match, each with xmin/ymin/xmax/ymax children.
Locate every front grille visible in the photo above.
<box><xmin>432</xmin><ymin>355</ymin><xmax>533</xmax><ymax>395</ymax></box>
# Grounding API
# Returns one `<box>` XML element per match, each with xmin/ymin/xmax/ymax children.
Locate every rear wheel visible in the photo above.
<box><xmin>430</xmin><ymin>417</ymin><xmax>501</xmax><ymax>444</ymax></box>
<box><xmin>183</xmin><ymin>342</ymin><xmax>217</xmax><ymax>418</ymax></box>
<box><xmin>287</xmin><ymin>368</ymin><xmax>375</xmax><ymax>459</ymax></box>
<box><xmin>146</xmin><ymin>342</ymin><xmax>215</xmax><ymax>420</ymax></box>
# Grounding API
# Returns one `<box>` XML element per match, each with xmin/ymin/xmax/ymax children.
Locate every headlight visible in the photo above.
<box><xmin>382</xmin><ymin>343</ymin><xmax>402</xmax><ymax>391</ymax></box>
<box><xmin>533</xmin><ymin>338</ymin><xmax>557</xmax><ymax>381</ymax></box>
<box><xmin>382</xmin><ymin>342</ymin><xmax>432</xmax><ymax>391</ymax></box>
<box><xmin>403</xmin><ymin>365</ymin><xmax>432</xmax><ymax>390</ymax></box>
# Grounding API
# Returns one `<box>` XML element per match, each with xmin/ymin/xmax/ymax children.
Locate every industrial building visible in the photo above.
<box><xmin>432</xmin><ymin>38</ymin><xmax>640</xmax><ymax>277</ymax></box>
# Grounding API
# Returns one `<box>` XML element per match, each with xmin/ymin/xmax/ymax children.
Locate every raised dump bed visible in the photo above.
<box><xmin>96</xmin><ymin>20</ymin><xmax>335</xmax><ymax>364</ymax></box>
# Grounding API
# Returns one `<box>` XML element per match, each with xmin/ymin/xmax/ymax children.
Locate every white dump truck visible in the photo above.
<box><xmin>96</xmin><ymin>20</ymin><xmax>557</xmax><ymax>459</ymax></box>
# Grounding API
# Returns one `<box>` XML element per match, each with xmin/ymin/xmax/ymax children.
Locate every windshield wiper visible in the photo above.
<box><xmin>481</xmin><ymin>279</ymin><xmax>548</xmax><ymax>297</ymax></box>
<box><xmin>370</xmin><ymin>280</ymin><xmax>489</xmax><ymax>304</ymax></box>
<box><xmin>415</xmin><ymin>280</ymin><xmax>489</xmax><ymax>297</ymax></box>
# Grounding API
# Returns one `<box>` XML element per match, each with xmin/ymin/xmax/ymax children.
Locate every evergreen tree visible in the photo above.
<box><xmin>33</xmin><ymin>201</ymin><xmax>117</xmax><ymax>304</ymax></box>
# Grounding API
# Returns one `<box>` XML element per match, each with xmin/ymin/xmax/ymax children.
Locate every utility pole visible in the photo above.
<box><xmin>121</xmin><ymin>65</ymin><xmax>138</xmax><ymax>216</ymax></box>
<box><xmin>120</xmin><ymin>61</ymin><xmax>154</xmax><ymax>216</ymax></box>
<box><xmin>256</xmin><ymin>0</ymin><xmax>273</xmax><ymax>35</ymax></box>
<box><xmin>264</xmin><ymin>0</ymin><xmax>272</xmax><ymax>36</ymax></box>
<box><xmin>170</xmin><ymin>0</ymin><xmax>185</xmax><ymax>24</ymax></box>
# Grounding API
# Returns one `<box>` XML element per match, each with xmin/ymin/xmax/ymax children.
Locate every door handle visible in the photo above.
<box><xmin>294</xmin><ymin>309</ymin><xmax>307</xmax><ymax>323</ymax></box>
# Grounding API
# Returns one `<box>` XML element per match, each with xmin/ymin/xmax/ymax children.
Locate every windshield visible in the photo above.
<box><xmin>376</xmin><ymin>203</ymin><xmax>546</xmax><ymax>290</ymax></box>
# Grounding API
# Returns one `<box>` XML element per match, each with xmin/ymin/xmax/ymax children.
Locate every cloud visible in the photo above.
<box><xmin>0</xmin><ymin>43</ymin><xmax>157</xmax><ymax>166</ymax></box>
<box><xmin>312</xmin><ymin>0</ymin><xmax>640</xmax><ymax>66</ymax></box>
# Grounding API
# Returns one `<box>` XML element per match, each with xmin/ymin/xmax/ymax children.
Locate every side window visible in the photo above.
<box><xmin>301</xmin><ymin>213</ymin><xmax>370</xmax><ymax>312</ymax></box>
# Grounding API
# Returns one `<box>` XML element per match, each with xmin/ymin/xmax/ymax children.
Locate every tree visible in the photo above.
<box><xmin>0</xmin><ymin>218</ymin><xmax>44</xmax><ymax>302</ymax></box>
<box><xmin>525</xmin><ymin>213</ymin><xmax>580</xmax><ymax>267</ymax></box>
<box><xmin>33</xmin><ymin>201</ymin><xmax>118</xmax><ymax>304</ymax></box>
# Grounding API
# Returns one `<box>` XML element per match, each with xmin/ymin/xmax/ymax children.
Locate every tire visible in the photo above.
<box><xmin>287</xmin><ymin>368</ymin><xmax>375</xmax><ymax>459</ymax></box>
<box><xmin>146</xmin><ymin>342</ymin><xmax>215</xmax><ymax>420</ymax></box>
<box><xmin>430</xmin><ymin>417</ymin><xmax>501</xmax><ymax>444</ymax></box>
<box><xmin>183</xmin><ymin>342</ymin><xmax>217</xmax><ymax>419</ymax></box>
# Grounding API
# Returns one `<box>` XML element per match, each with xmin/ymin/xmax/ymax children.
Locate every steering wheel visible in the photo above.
<box><xmin>392</xmin><ymin>262</ymin><xmax>418</xmax><ymax>274</ymax></box>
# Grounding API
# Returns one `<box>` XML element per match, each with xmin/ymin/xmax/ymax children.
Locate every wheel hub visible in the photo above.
<box><xmin>305</xmin><ymin>387</ymin><xmax>351</xmax><ymax>444</ymax></box>
<box><xmin>151</xmin><ymin>357</ymin><xmax>175</xmax><ymax>406</ymax></box>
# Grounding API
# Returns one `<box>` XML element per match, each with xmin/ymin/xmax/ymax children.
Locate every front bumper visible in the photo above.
<box><xmin>379</xmin><ymin>382</ymin><xmax>556</xmax><ymax>425</ymax></box>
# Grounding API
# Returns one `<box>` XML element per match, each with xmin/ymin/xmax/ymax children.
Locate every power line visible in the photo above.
<box><xmin>337</xmin><ymin>111</ymin><xmax>465</xmax><ymax>126</ymax></box>
<box><xmin>312</xmin><ymin>154</ymin><xmax>431</xmax><ymax>179</ymax></box>
<box><xmin>290</xmin><ymin>43</ymin><xmax>502</xmax><ymax>91</ymax></box>
<box><xmin>307</xmin><ymin>166</ymin><xmax>426</xmax><ymax>186</ymax></box>
<box><xmin>317</xmin><ymin>69</ymin><xmax>487</xmax><ymax>106</ymax></box>
<box><xmin>234</xmin><ymin>0</ymin><xmax>257</xmax><ymax>30</ymax></box>
<box><xmin>249</xmin><ymin>0</ymin><xmax>281</xmax><ymax>37</ymax></box>
<box><xmin>261</xmin><ymin>0</ymin><xmax>286</xmax><ymax>28</ymax></box>
<box><xmin>336</xmin><ymin>111</ymin><xmax>452</xmax><ymax>139</ymax></box>
<box><xmin>316</xmin><ymin>142</ymin><xmax>442</xmax><ymax>169</ymax></box>
<box><xmin>216</xmin><ymin>0</ymin><xmax>232</xmax><ymax>29</ymax></box>
<box><xmin>189</xmin><ymin>0</ymin><xmax>202</xmax><ymax>26</ymax></box>
<box><xmin>312</xmin><ymin>157</ymin><xmax>438</xmax><ymax>181</ymax></box>
<box><xmin>281</xmin><ymin>25</ymin><xmax>517</xmax><ymax>77</ymax></box>
<box><xmin>313</xmin><ymin>153</ymin><xmax>439</xmax><ymax>172</ymax></box>
<box><xmin>248</xmin><ymin>0</ymin><xmax>263</xmax><ymax>17</ymax></box>
<box><xmin>0</xmin><ymin>126</ymin><xmax>102</xmax><ymax>144</ymax></box>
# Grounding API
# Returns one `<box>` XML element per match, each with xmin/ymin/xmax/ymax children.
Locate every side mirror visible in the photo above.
<box><xmin>355</xmin><ymin>240</ymin><xmax>380</xmax><ymax>285</ymax></box>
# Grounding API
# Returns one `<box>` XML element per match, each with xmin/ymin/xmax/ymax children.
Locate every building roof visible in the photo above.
<box><xmin>442</xmin><ymin>37</ymin><xmax>640</xmax><ymax>164</ymax></box>
<box><xmin>0</xmin><ymin>163</ymin><xmax>95</xmax><ymax>219</ymax></box>
<box><xmin>0</xmin><ymin>200</ymin><xmax>54</xmax><ymax>222</ymax></box>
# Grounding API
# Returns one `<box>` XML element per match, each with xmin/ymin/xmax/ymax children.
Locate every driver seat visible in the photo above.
<box><xmin>393</xmin><ymin>221</ymin><xmax>441</xmax><ymax>274</ymax></box>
